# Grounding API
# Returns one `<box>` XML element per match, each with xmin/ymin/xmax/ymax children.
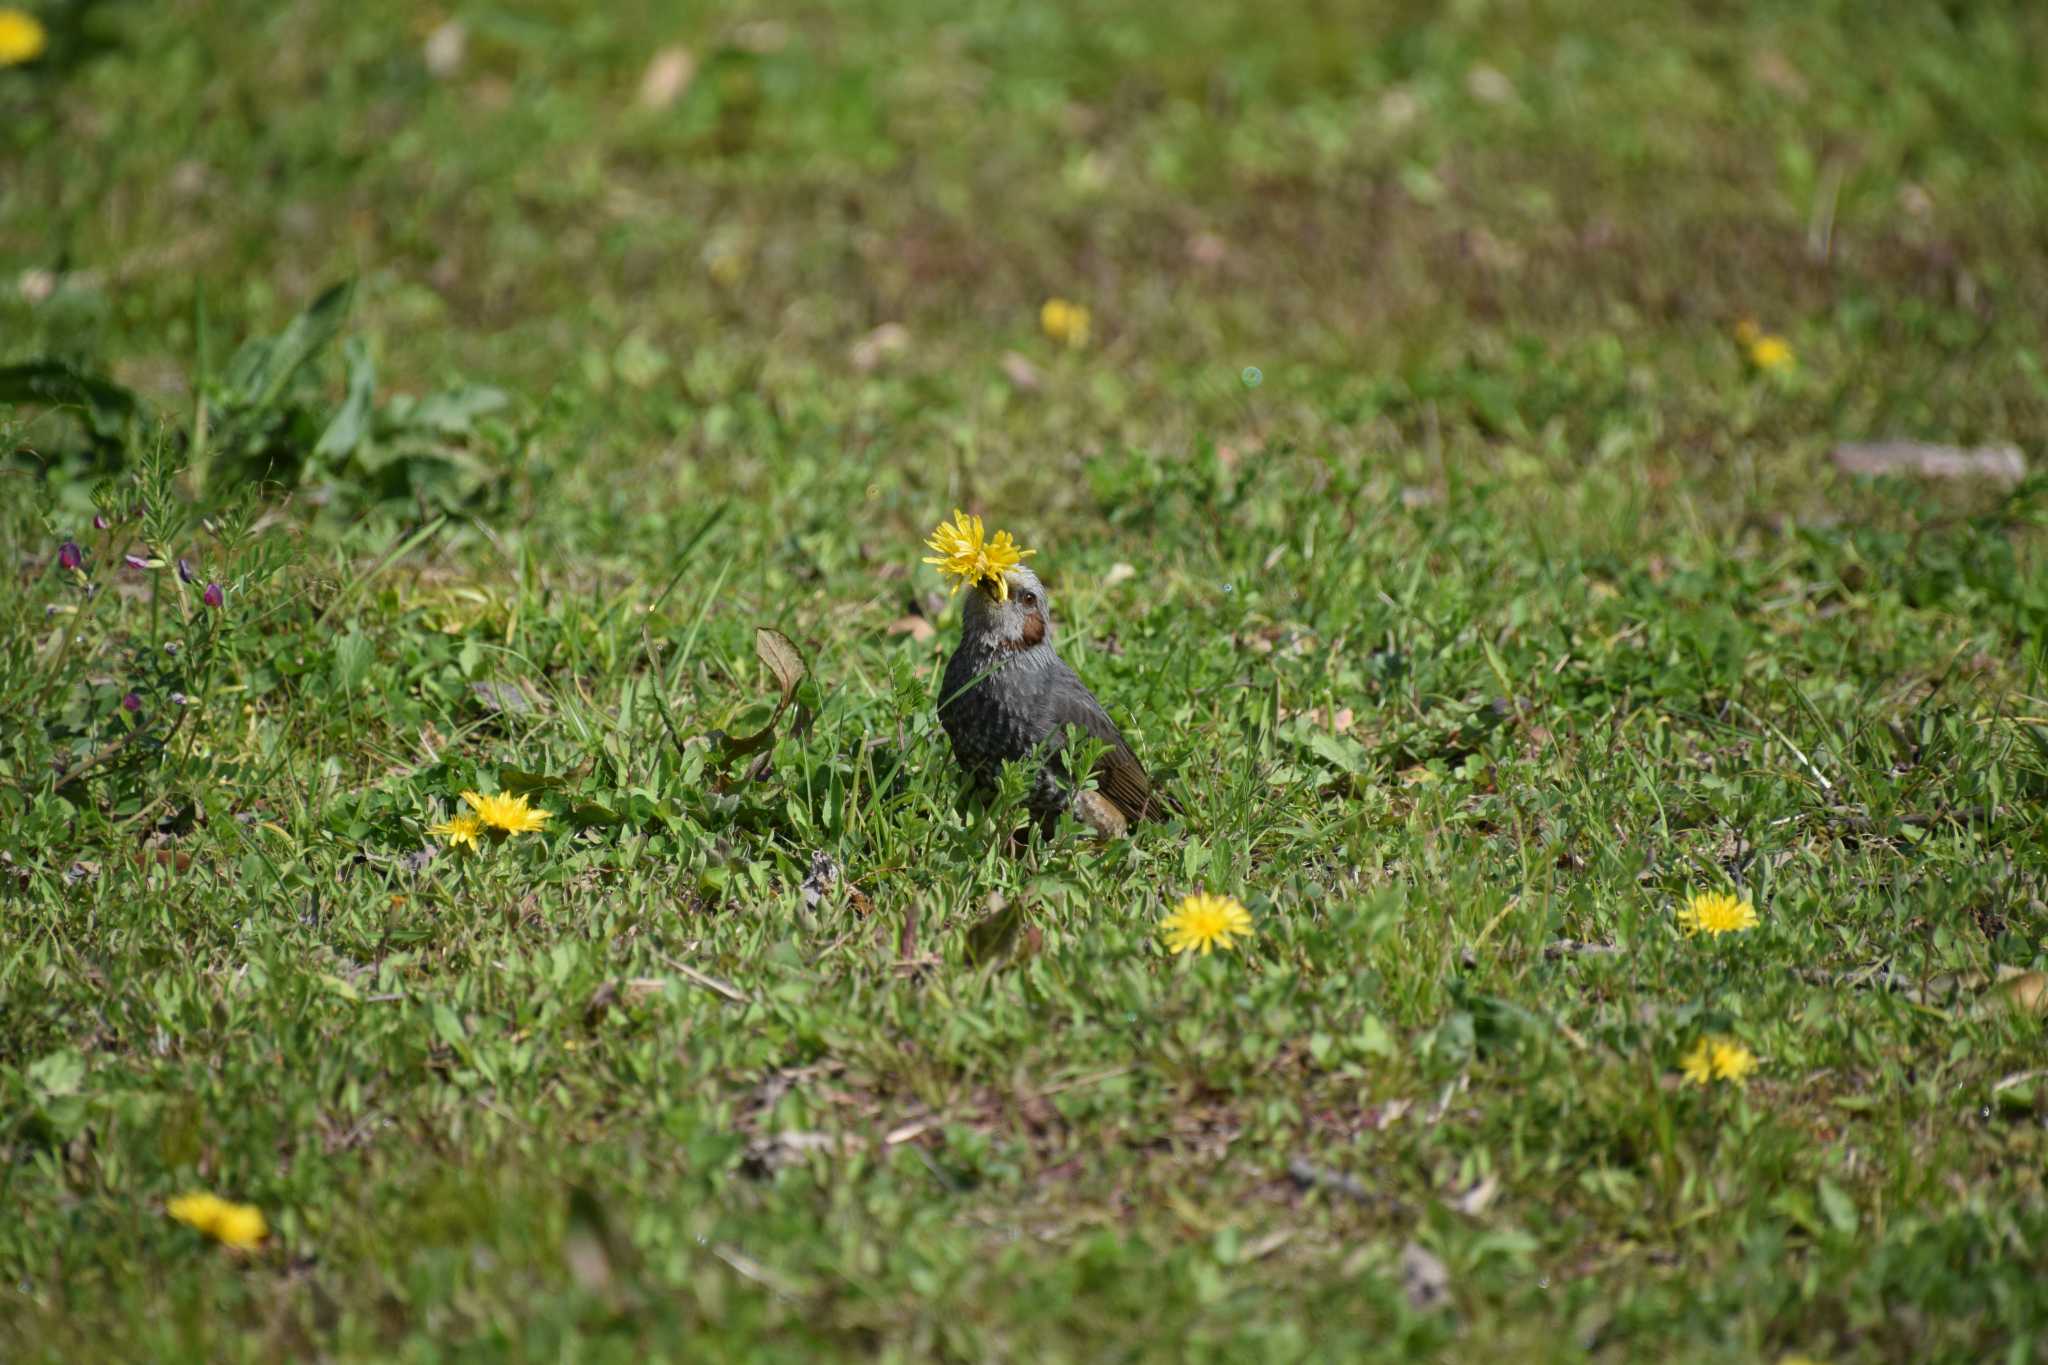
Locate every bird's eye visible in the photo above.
<box><xmin>1019</xmin><ymin>591</ymin><xmax>1037</xmax><ymax>607</ymax></box>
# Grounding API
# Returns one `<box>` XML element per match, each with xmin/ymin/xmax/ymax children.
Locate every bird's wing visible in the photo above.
<box><xmin>1044</xmin><ymin>661</ymin><xmax>1172</xmax><ymax>823</ymax></box>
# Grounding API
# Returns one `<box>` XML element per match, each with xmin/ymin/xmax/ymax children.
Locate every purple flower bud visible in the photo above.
<box><xmin>203</xmin><ymin>582</ymin><xmax>225</xmax><ymax>608</ymax></box>
<box><xmin>169</xmin><ymin>691</ymin><xmax>190</xmax><ymax>706</ymax></box>
<box><xmin>93</xmin><ymin>514</ymin><xmax>110</xmax><ymax>531</ymax></box>
<box><xmin>58</xmin><ymin>540</ymin><xmax>83</xmax><ymax>572</ymax></box>
<box><xmin>124</xmin><ymin>553</ymin><xmax>150</xmax><ymax>570</ymax></box>
<box><xmin>177</xmin><ymin>557</ymin><xmax>195</xmax><ymax>583</ymax></box>
<box><xmin>121</xmin><ymin>692</ymin><xmax>141</xmax><ymax>713</ymax></box>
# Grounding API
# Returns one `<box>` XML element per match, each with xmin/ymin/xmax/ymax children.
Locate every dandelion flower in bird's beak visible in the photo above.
<box><xmin>923</xmin><ymin>509</ymin><xmax>1035</xmax><ymax>601</ymax></box>
<box><xmin>460</xmin><ymin>789</ymin><xmax>551</xmax><ymax>834</ymax></box>
<box><xmin>1161</xmin><ymin>891</ymin><xmax>1254</xmax><ymax>957</ymax></box>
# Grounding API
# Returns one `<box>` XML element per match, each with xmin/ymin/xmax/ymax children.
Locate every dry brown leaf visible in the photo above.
<box><xmin>1989</xmin><ymin>970</ymin><xmax>2048</xmax><ymax>1017</ymax></box>
<box><xmin>1279</xmin><ymin>704</ymin><xmax>1355</xmax><ymax>733</ymax></box>
<box><xmin>1751</xmin><ymin>49</ymin><xmax>1808</xmax><ymax>99</ymax></box>
<box><xmin>999</xmin><ymin>350</ymin><xmax>1043</xmax><ymax>391</ymax></box>
<box><xmin>423</xmin><ymin>21</ymin><xmax>466</xmax><ymax>77</ymax></box>
<box><xmin>886</xmin><ymin>615</ymin><xmax>936</xmax><ymax>642</ymax></box>
<box><xmin>755</xmin><ymin>627</ymin><xmax>806</xmax><ymax>703</ymax></box>
<box><xmin>563</xmin><ymin>1187</ymin><xmax>620</xmax><ymax>1298</ymax></box>
<box><xmin>731</xmin><ymin>20</ymin><xmax>790</xmax><ymax>53</ymax></box>
<box><xmin>850</xmin><ymin>322</ymin><xmax>909</xmax><ymax>372</ymax></box>
<box><xmin>1450</xmin><ymin>1174</ymin><xmax>1500</xmax><ymax>1217</ymax></box>
<box><xmin>639</xmin><ymin>47</ymin><xmax>697</xmax><ymax>108</ymax></box>
<box><xmin>744</xmin><ymin>1130</ymin><xmax>846</xmax><ymax>1174</ymax></box>
<box><xmin>1465</xmin><ymin>65</ymin><xmax>1514</xmax><ymax>103</ymax></box>
<box><xmin>622</xmin><ymin>978</ymin><xmax>667</xmax><ymax>1005</ymax></box>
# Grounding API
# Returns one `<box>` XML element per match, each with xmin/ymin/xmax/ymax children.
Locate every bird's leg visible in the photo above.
<box><xmin>1068</xmin><ymin>788</ymin><xmax>1129</xmax><ymax>839</ymax></box>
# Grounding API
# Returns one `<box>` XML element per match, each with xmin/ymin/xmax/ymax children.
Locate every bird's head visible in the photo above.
<box><xmin>960</xmin><ymin>564</ymin><xmax>1053</xmax><ymax>654</ymax></box>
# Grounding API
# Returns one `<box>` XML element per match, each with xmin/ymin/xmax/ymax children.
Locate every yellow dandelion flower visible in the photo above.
<box><xmin>428</xmin><ymin>812</ymin><xmax>484</xmax><ymax>851</ymax></box>
<box><xmin>0</xmin><ymin>8</ymin><xmax>47</xmax><ymax>65</ymax></box>
<box><xmin>460</xmin><ymin>789</ymin><xmax>550</xmax><ymax>834</ymax></box>
<box><xmin>1748</xmin><ymin>334</ymin><xmax>1794</xmax><ymax>371</ymax></box>
<box><xmin>1040</xmin><ymin>297</ymin><xmax>1091</xmax><ymax>349</ymax></box>
<box><xmin>1160</xmin><ymin>891</ymin><xmax>1254</xmax><ymax>957</ymax></box>
<box><xmin>167</xmin><ymin>1192</ymin><xmax>268</xmax><ymax>1249</ymax></box>
<box><xmin>167</xmin><ymin>1192</ymin><xmax>226</xmax><ymax>1227</ymax></box>
<box><xmin>1680</xmin><ymin>1036</ymin><xmax>1757</xmax><ymax>1088</ymax></box>
<box><xmin>1734</xmin><ymin>319</ymin><xmax>1794</xmax><ymax>371</ymax></box>
<box><xmin>922</xmin><ymin>509</ymin><xmax>1035</xmax><ymax>601</ymax></box>
<box><xmin>1710</xmin><ymin>1039</ymin><xmax>1757</xmax><ymax>1085</ymax></box>
<box><xmin>1677</xmin><ymin>889</ymin><xmax>1757</xmax><ymax>938</ymax></box>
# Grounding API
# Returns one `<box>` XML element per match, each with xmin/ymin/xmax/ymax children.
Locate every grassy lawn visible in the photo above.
<box><xmin>5</xmin><ymin>0</ymin><xmax>2048</xmax><ymax>1359</ymax></box>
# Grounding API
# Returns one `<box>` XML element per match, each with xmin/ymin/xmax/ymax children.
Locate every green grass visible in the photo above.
<box><xmin>5</xmin><ymin>0</ymin><xmax>2048</xmax><ymax>1359</ymax></box>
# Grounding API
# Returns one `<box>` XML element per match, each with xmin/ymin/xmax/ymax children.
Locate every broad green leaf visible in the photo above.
<box><xmin>332</xmin><ymin>630</ymin><xmax>374</xmax><ymax>692</ymax></box>
<box><xmin>27</xmin><ymin>1049</ymin><xmax>86</xmax><ymax>1098</ymax></box>
<box><xmin>431</xmin><ymin>1003</ymin><xmax>467</xmax><ymax>1049</ymax></box>
<box><xmin>1816</xmin><ymin>1177</ymin><xmax>1859</xmax><ymax>1235</ymax></box>
<box><xmin>314</xmin><ymin>336</ymin><xmax>376</xmax><ymax>458</ymax></box>
<box><xmin>236</xmin><ymin>279</ymin><xmax>355</xmax><ymax>413</ymax></box>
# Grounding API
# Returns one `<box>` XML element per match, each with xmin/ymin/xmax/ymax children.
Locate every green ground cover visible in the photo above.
<box><xmin>4</xmin><ymin>1</ymin><xmax>2047</xmax><ymax>1359</ymax></box>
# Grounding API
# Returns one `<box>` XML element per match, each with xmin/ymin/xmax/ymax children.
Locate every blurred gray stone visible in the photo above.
<box><xmin>1831</xmin><ymin>441</ymin><xmax>2025</xmax><ymax>484</ymax></box>
<box><xmin>1400</xmin><ymin>1240</ymin><xmax>1452</xmax><ymax>1311</ymax></box>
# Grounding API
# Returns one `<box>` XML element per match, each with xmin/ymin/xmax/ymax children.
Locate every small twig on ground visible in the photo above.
<box><xmin>1733</xmin><ymin>699</ymin><xmax>1833</xmax><ymax>792</ymax></box>
<box><xmin>1036</xmin><ymin>1066</ymin><xmax>1134</xmax><ymax>1097</ymax></box>
<box><xmin>48</xmin><ymin>709</ymin><xmax>187</xmax><ymax>793</ymax></box>
<box><xmin>1992</xmin><ymin>1069</ymin><xmax>2046</xmax><ymax>1094</ymax></box>
<box><xmin>1288</xmin><ymin>1158</ymin><xmax>1374</xmax><ymax>1202</ymax></box>
<box><xmin>654</xmin><ymin>952</ymin><xmax>751</xmax><ymax>1005</ymax></box>
<box><xmin>710</xmin><ymin>1244</ymin><xmax>804</xmax><ymax>1298</ymax></box>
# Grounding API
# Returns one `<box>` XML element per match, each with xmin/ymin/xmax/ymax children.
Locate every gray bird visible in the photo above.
<box><xmin>937</xmin><ymin>563</ymin><xmax>1173</xmax><ymax>837</ymax></box>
